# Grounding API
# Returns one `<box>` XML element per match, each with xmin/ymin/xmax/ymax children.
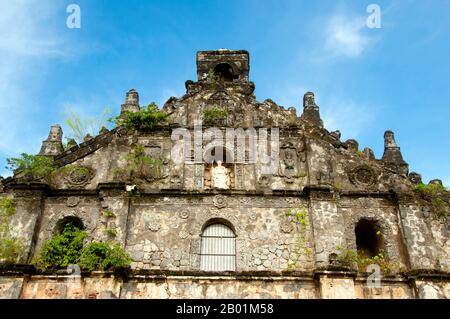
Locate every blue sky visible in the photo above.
<box><xmin>0</xmin><ymin>0</ymin><xmax>449</xmax><ymax>186</ymax></box>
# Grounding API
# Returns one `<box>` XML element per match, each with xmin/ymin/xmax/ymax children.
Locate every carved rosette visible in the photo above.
<box><xmin>349</xmin><ymin>165</ymin><xmax>377</xmax><ymax>187</ymax></box>
<box><xmin>65</xmin><ymin>167</ymin><xmax>94</xmax><ymax>188</ymax></box>
<box><xmin>178</xmin><ymin>211</ymin><xmax>189</xmax><ymax>219</ymax></box>
<box><xmin>280</xmin><ymin>220</ymin><xmax>294</xmax><ymax>234</ymax></box>
<box><xmin>66</xmin><ymin>197</ymin><xmax>80</xmax><ymax>207</ymax></box>
<box><xmin>213</xmin><ymin>194</ymin><xmax>227</xmax><ymax>209</ymax></box>
<box><xmin>148</xmin><ymin>219</ymin><xmax>160</xmax><ymax>232</ymax></box>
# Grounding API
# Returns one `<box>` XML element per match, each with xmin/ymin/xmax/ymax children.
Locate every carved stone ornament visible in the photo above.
<box><xmin>349</xmin><ymin>165</ymin><xmax>377</xmax><ymax>187</ymax></box>
<box><xmin>65</xmin><ymin>167</ymin><xmax>94</xmax><ymax>188</ymax></box>
<box><xmin>213</xmin><ymin>194</ymin><xmax>227</xmax><ymax>209</ymax></box>
<box><xmin>280</xmin><ymin>142</ymin><xmax>297</xmax><ymax>182</ymax></box>
<box><xmin>280</xmin><ymin>220</ymin><xmax>294</xmax><ymax>234</ymax></box>
<box><xmin>178</xmin><ymin>211</ymin><xmax>189</xmax><ymax>219</ymax></box>
<box><xmin>148</xmin><ymin>220</ymin><xmax>160</xmax><ymax>232</ymax></box>
<box><xmin>66</xmin><ymin>197</ymin><xmax>80</xmax><ymax>207</ymax></box>
<box><xmin>179</xmin><ymin>230</ymin><xmax>189</xmax><ymax>239</ymax></box>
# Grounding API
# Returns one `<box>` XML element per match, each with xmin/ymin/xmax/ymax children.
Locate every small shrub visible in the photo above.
<box><xmin>110</xmin><ymin>102</ymin><xmax>169</xmax><ymax>131</ymax></box>
<box><xmin>413</xmin><ymin>183</ymin><xmax>449</xmax><ymax>218</ymax></box>
<box><xmin>6</xmin><ymin>153</ymin><xmax>57</xmax><ymax>178</ymax></box>
<box><xmin>35</xmin><ymin>222</ymin><xmax>86</xmax><ymax>271</ymax></box>
<box><xmin>0</xmin><ymin>198</ymin><xmax>15</xmax><ymax>217</ymax></box>
<box><xmin>207</xmin><ymin>69</ymin><xmax>220</xmax><ymax>83</ymax></box>
<box><xmin>103</xmin><ymin>210</ymin><xmax>116</xmax><ymax>218</ymax></box>
<box><xmin>0</xmin><ymin>198</ymin><xmax>23</xmax><ymax>264</ymax></box>
<box><xmin>336</xmin><ymin>246</ymin><xmax>399</xmax><ymax>274</ymax></box>
<box><xmin>78</xmin><ymin>242</ymin><xmax>131</xmax><ymax>272</ymax></box>
<box><xmin>203</xmin><ymin>107</ymin><xmax>228</xmax><ymax>122</ymax></box>
<box><xmin>103</xmin><ymin>228</ymin><xmax>117</xmax><ymax>237</ymax></box>
<box><xmin>115</xmin><ymin>144</ymin><xmax>162</xmax><ymax>182</ymax></box>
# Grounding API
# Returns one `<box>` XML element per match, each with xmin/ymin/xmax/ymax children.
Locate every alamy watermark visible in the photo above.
<box><xmin>366</xmin><ymin>4</ymin><xmax>381</xmax><ymax>29</ymax></box>
<box><xmin>66</xmin><ymin>4</ymin><xmax>81</xmax><ymax>29</ymax></box>
<box><xmin>171</xmin><ymin>122</ymin><xmax>280</xmax><ymax>175</ymax></box>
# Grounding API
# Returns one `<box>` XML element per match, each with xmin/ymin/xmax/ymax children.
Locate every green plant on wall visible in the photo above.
<box><xmin>6</xmin><ymin>153</ymin><xmax>57</xmax><ymax>179</ymax></box>
<box><xmin>35</xmin><ymin>220</ymin><xmax>130</xmax><ymax>272</ymax></box>
<box><xmin>109</xmin><ymin>102</ymin><xmax>169</xmax><ymax>132</ymax></box>
<box><xmin>64</xmin><ymin>106</ymin><xmax>111</xmax><ymax>143</ymax></box>
<box><xmin>285</xmin><ymin>205</ymin><xmax>311</xmax><ymax>271</ymax></box>
<box><xmin>6</xmin><ymin>153</ymin><xmax>92</xmax><ymax>184</ymax></box>
<box><xmin>77</xmin><ymin>242</ymin><xmax>131</xmax><ymax>272</ymax></box>
<box><xmin>207</xmin><ymin>68</ymin><xmax>221</xmax><ymax>88</ymax></box>
<box><xmin>413</xmin><ymin>183</ymin><xmax>450</xmax><ymax>219</ymax></box>
<box><xmin>114</xmin><ymin>144</ymin><xmax>163</xmax><ymax>183</ymax></box>
<box><xmin>103</xmin><ymin>228</ymin><xmax>117</xmax><ymax>238</ymax></box>
<box><xmin>203</xmin><ymin>107</ymin><xmax>228</xmax><ymax>123</ymax></box>
<box><xmin>102</xmin><ymin>210</ymin><xmax>116</xmax><ymax>218</ymax></box>
<box><xmin>0</xmin><ymin>198</ymin><xmax>23</xmax><ymax>264</ymax></box>
<box><xmin>336</xmin><ymin>245</ymin><xmax>399</xmax><ymax>274</ymax></box>
<box><xmin>35</xmin><ymin>222</ymin><xmax>87</xmax><ymax>271</ymax></box>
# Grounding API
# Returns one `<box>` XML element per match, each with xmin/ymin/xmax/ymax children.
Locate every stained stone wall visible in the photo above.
<box><xmin>1</xmin><ymin>49</ymin><xmax>449</xmax><ymax>299</ymax></box>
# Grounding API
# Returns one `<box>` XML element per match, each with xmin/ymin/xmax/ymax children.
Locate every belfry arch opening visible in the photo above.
<box><xmin>355</xmin><ymin>219</ymin><xmax>384</xmax><ymax>258</ymax></box>
<box><xmin>213</xmin><ymin>63</ymin><xmax>235</xmax><ymax>82</ymax></box>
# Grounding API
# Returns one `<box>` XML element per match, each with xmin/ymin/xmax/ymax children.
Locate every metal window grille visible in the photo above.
<box><xmin>200</xmin><ymin>223</ymin><xmax>236</xmax><ymax>271</ymax></box>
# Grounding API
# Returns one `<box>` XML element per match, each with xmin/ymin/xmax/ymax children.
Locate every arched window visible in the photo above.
<box><xmin>200</xmin><ymin>223</ymin><xmax>236</xmax><ymax>271</ymax></box>
<box><xmin>355</xmin><ymin>219</ymin><xmax>384</xmax><ymax>258</ymax></box>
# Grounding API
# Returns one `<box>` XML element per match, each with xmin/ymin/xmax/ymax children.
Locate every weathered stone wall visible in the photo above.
<box><xmin>2</xmin><ymin>272</ymin><xmax>449</xmax><ymax>299</ymax></box>
<box><xmin>1</xmin><ymin>49</ymin><xmax>449</xmax><ymax>299</ymax></box>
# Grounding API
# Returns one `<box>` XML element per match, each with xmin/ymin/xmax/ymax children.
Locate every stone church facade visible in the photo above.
<box><xmin>0</xmin><ymin>49</ymin><xmax>449</xmax><ymax>299</ymax></box>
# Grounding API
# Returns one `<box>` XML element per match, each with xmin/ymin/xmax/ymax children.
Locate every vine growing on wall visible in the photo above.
<box><xmin>286</xmin><ymin>205</ymin><xmax>312</xmax><ymax>271</ymax></box>
<box><xmin>0</xmin><ymin>198</ymin><xmax>23</xmax><ymax>264</ymax></box>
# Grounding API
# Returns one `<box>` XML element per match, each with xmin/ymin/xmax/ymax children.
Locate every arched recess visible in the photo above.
<box><xmin>355</xmin><ymin>218</ymin><xmax>384</xmax><ymax>258</ymax></box>
<box><xmin>54</xmin><ymin>216</ymin><xmax>85</xmax><ymax>235</ymax></box>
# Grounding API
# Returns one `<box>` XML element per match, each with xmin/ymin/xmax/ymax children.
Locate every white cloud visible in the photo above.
<box><xmin>0</xmin><ymin>1</ymin><xmax>70</xmax><ymax>159</ymax></box>
<box><xmin>321</xmin><ymin>96</ymin><xmax>378</xmax><ymax>140</ymax></box>
<box><xmin>312</xmin><ymin>11</ymin><xmax>375</xmax><ymax>61</ymax></box>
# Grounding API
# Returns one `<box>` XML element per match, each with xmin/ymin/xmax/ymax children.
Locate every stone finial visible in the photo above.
<box><xmin>99</xmin><ymin>126</ymin><xmax>109</xmax><ymax>135</ymax></box>
<box><xmin>83</xmin><ymin>134</ymin><xmax>94</xmax><ymax>142</ymax></box>
<box><xmin>300</xmin><ymin>92</ymin><xmax>323</xmax><ymax>127</ymax></box>
<box><xmin>344</xmin><ymin>139</ymin><xmax>359</xmax><ymax>153</ymax></box>
<box><xmin>381</xmin><ymin>130</ymin><xmax>409</xmax><ymax>175</ymax></box>
<box><xmin>408</xmin><ymin>172</ymin><xmax>422</xmax><ymax>185</ymax></box>
<box><xmin>38</xmin><ymin>124</ymin><xmax>64</xmax><ymax>156</ymax></box>
<box><xmin>363</xmin><ymin>147</ymin><xmax>375</xmax><ymax>160</ymax></box>
<box><xmin>121</xmin><ymin>89</ymin><xmax>140</xmax><ymax>114</ymax></box>
<box><xmin>330</xmin><ymin>130</ymin><xmax>341</xmax><ymax>140</ymax></box>
<box><xmin>429</xmin><ymin>179</ymin><xmax>443</xmax><ymax>186</ymax></box>
<box><xmin>67</xmin><ymin>138</ymin><xmax>78</xmax><ymax>149</ymax></box>
<box><xmin>384</xmin><ymin>130</ymin><xmax>399</xmax><ymax>148</ymax></box>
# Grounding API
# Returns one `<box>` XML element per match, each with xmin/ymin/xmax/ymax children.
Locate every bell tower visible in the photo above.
<box><xmin>196</xmin><ymin>49</ymin><xmax>250</xmax><ymax>84</ymax></box>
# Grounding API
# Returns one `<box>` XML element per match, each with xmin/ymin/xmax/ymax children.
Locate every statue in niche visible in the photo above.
<box><xmin>211</xmin><ymin>161</ymin><xmax>230</xmax><ymax>189</ymax></box>
<box><xmin>280</xmin><ymin>143</ymin><xmax>297</xmax><ymax>181</ymax></box>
